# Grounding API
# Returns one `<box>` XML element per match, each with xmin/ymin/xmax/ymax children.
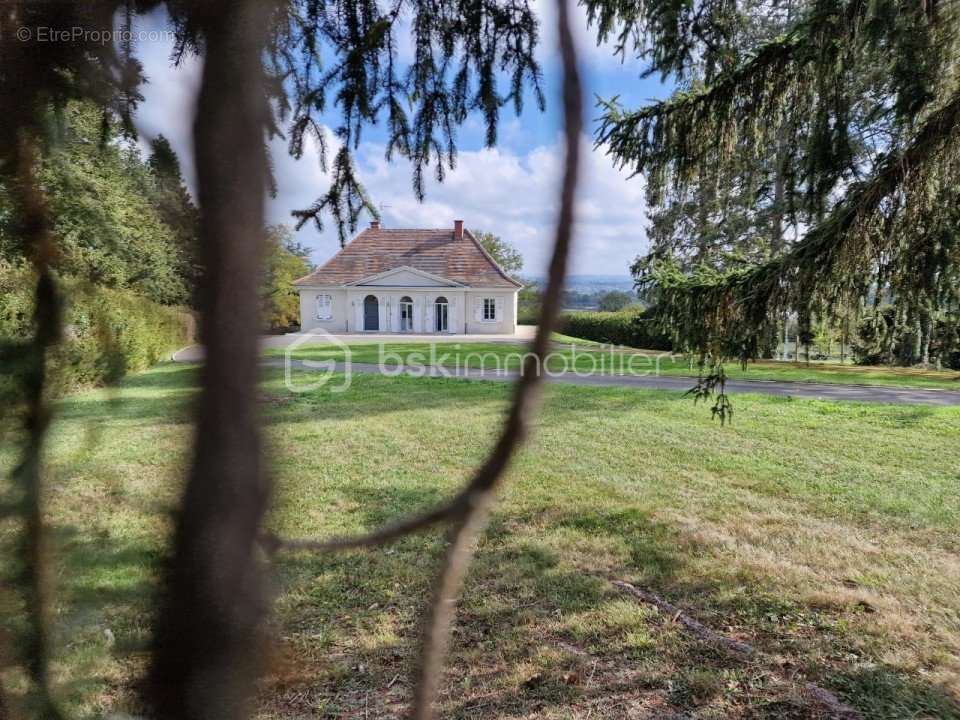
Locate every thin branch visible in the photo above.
<box><xmin>267</xmin><ymin>2</ymin><xmax>580</xmax><ymax>716</ymax></box>
<box><xmin>408</xmin><ymin>0</ymin><xmax>582</xmax><ymax>717</ymax></box>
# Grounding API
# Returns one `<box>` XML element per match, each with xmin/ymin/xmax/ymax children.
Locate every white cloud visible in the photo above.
<box><xmin>269</xmin><ymin>130</ymin><xmax>648</xmax><ymax>276</ymax></box>
<box><xmin>128</xmin><ymin>7</ymin><xmax>202</xmax><ymax>191</ymax></box>
<box><xmin>130</xmin><ymin>4</ymin><xmax>649</xmax><ymax>277</ymax></box>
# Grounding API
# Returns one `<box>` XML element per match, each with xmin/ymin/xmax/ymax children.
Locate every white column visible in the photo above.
<box><xmin>354</xmin><ymin>296</ymin><xmax>363</xmax><ymax>331</ymax></box>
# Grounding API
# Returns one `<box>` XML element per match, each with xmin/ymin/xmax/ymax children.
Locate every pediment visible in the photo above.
<box><xmin>347</xmin><ymin>266</ymin><xmax>464</xmax><ymax>287</ymax></box>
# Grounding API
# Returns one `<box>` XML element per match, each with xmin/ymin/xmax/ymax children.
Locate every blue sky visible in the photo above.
<box><xmin>131</xmin><ymin>5</ymin><xmax>671</xmax><ymax>276</ymax></box>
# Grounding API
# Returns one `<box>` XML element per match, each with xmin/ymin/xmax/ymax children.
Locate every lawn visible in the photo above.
<box><xmin>2</xmin><ymin>364</ymin><xmax>959</xmax><ymax>718</ymax></box>
<box><xmin>270</xmin><ymin>340</ymin><xmax>960</xmax><ymax>392</ymax></box>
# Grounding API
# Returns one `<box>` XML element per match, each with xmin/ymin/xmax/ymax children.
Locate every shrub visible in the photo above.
<box><xmin>560</xmin><ymin>307</ymin><xmax>671</xmax><ymax>350</ymax></box>
<box><xmin>1</xmin><ymin>264</ymin><xmax>193</xmax><ymax>395</ymax></box>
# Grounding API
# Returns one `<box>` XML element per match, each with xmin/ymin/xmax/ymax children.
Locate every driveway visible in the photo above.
<box><xmin>173</xmin><ymin>327</ymin><xmax>538</xmax><ymax>363</ymax></box>
<box><xmin>171</xmin><ymin>334</ymin><xmax>960</xmax><ymax>407</ymax></box>
<box><xmin>267</xmin><ymin>358</ymin><xmax>960</xmax><ymax>407</ymax></box>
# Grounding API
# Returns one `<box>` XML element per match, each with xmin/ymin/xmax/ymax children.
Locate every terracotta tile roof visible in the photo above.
<box><xmin>293</xmin><ymin>227</ymin><xmax>522</xmax><ymax>288</ymax></box>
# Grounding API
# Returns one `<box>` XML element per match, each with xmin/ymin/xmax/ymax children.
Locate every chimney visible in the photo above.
<box><xmin>370</xmin><ymin>220</ymin><xmax>380</xmax><ymax>229</ymax></box>
<box><xmin>454</xmin><ymin>219</ymin><xmax>464</xmax><ymax>241</ymax></box>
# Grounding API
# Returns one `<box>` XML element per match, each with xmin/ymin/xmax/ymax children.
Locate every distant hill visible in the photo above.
<box><xmin>522</xmin><ymin>274</ymin><xmax>634</xmax><ymax>293</ymax></box>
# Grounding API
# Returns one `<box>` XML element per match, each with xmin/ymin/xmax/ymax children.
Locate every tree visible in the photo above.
<box><xmin>3</xmin><ymin>103</ymin><xmax>194</xmax><ymax>306</ymax></box>
<box><xmin>598</xmin><ymin>289</ymin><xmax>635</xmax><ymax>311</ymax></box>
<box><xmin>587</xmin><ymin>0</ymin><xmax>960</xmax><ymax>409</ymax></box>
<box><xmin>517</xmin><ymin>281</ymin><xmax>543</xmax><ymax>323</ymax></box>
<box><xmin>146</xmin><ymin>134</ymin><xmax>202</xmax><ymax>303</ymax></box>
<box><xmin>262</xmin><ymin>225</ymin><xmax>312</xmax><ymax>332</ymax></box>
<box><xmin>0</xmin><ymin>2</ymin><xmax>579</xmax><ymax>720</ymax></box>
<box><xmin>472</xmin><ymin>229</ymin><xmax>524</xmax><ymax>278</ymax></box>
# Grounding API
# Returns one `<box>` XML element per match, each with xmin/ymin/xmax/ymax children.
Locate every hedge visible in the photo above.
<box><xmin>1</xmin><ymin>265</ymin><xmax>194</xmax><ymax>395</ymax></box>
<box><xmin>559</xmin><ymin>307</ymin><xmax>672</xmax><ymax>350</ymax></box>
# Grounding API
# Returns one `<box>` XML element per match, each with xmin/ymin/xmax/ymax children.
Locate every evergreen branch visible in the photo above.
<box><xmin>654</xmin><ymin>90</ymin><xmax>960</xmax><ymax>366</ymax></box>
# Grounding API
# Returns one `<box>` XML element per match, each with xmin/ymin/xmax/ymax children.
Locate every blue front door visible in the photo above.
<box><xmin>364</xmin><ymin>295</ymin><xmax>379</xmax><ymax>331</ymax></box>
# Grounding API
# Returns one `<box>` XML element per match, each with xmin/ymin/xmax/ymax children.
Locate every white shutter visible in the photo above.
<box><xmin>492</xmin><ymin>297</ymin><xmax>499</xmax><ymax>321</ymax></box>
<box><xmin>474</xmin><ymin>297</ymin><xmax>483</xmax><ymax>321</ymax></box>
<box><xmin>316</xmin><ymin>294</ymin><xmax>332</xmax><ymax>320</ymax></box>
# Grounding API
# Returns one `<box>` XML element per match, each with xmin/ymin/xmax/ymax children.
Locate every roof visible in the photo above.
<box><xmin>293</xmin><ymin>227</ymin><xmax>523</xmax><ymax>288</ymax></box>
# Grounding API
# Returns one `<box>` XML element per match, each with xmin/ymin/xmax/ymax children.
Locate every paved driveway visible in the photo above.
<box><xmin>172</xmin><ymin>335</ymin><xmax>960</xmax><ymax>407</ymax></box>
<box><xmin>268</xmin><ymin>358</ymin><xmax>960</xmax><ymax>407</ymax></box>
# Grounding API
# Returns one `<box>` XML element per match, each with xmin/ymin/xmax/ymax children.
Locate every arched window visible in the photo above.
<box><xmin>400</xmin><ymin>296</ymin><xmax>414</xmax><ymax>331</ymax></box>
<box><xmin>434</xmin><ymin>296</ymin><xmax>449</xmax><ymax>333</ymax></box>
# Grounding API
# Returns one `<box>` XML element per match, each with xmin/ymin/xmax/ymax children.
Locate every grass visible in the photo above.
<box><xmin>2</xmin><ymin>363</ymin><xmax>960</xmax><ymax>718</ymax></box>
<box><xmin>269</xmin><ymin>340</ymin><xmax>960</xmax><ymax>392</ymax></box>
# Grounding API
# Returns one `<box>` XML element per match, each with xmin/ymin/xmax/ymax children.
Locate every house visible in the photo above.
<box><xmin>294</xmin><ymin>220</ymin><xmax>522</xmax><ymax>335</ymax></box>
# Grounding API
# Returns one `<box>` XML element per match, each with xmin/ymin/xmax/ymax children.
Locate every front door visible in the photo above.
<box><xmin>434</xmin><ymin>301</ymin><xmax>448</xmax><ymax>332</ymax></box>
<box><xmin>363</xmin><ymin>295</ymin><xmax>379</xmax><ymax>331</ymax></box>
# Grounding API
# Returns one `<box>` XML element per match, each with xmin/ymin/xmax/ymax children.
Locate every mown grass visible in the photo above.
<box><xmin>2</xmin><ymin>363</ymin><xmax>959</xmax><ymax>718</ymax></box>
<box><xmin>269</xmin><ymin>340</ymin><xmax>960</xmax><ymax>392</ymax></box>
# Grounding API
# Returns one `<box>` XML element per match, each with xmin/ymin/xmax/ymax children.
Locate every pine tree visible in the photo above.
<box><xmin>587</xmin><ymin>0</ymin><xmax>960</xmax><ymax>387</ymax></box>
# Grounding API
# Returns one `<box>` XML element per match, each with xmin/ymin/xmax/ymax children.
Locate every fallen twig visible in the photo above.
<box><xmin>612</xmin><ymin>580</ymin><xmax>756</xmax><ymax>659</ymax></box>
<box><xmin>610</xmin><ymin>579</ymin><xmax>863</xmax><ymax>719</ymax></box>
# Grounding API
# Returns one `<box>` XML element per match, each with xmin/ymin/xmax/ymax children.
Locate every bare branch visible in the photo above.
<box><xmin>267</xmin><ymin>0</ymin><xmax>584</xmax><ymax>566</ymax></box>
<box><xmin>407</xmin><ymin>1</ymin><xmax>582</xmax><ymax>717</ymax></box>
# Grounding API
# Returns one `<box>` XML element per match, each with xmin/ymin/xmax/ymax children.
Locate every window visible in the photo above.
<box><xmin>435</xmin><ymin>296</ymin><xmax>449</xmax><ymax>332</ymax></box>
<box><xmin>316</xmin><ymin>293</ymin><xmax>333</xmax><ymax>320</ymax></box>
<box><xmin>482</xmin><ymin>297</ymin><xmax>497</xmax><ymax>321</ymax></box>
<box><xmin>400</xmin><ymin>296</ymin><xmax>413</xmax><ymax>331</ymax></box>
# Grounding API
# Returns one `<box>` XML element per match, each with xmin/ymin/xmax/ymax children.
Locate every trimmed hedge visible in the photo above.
<box><xmin>1</xmin><ymin>266</ymin><xmax>193</xmax><ymax>394</ymax></box>
<box><xmin>560</xmin><ymin>307</ymin><xmax>672</xmax><ymax>350</ymax></box>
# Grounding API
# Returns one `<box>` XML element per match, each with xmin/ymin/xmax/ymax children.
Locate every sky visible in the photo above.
<box><xmin>130</xmin><ymin>5</ymin><xmax>671</xmax><ymax>277</ymax></box>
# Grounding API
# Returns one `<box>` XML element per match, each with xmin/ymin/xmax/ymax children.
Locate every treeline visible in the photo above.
<box><xmin>0</xmin><ymin>102</ymin><xmax>311</xmax><ymax>391</ymax></box>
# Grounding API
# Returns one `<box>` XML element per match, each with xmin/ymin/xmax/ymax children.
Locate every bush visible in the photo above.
<box><xmin>560</xmin><ymin>307</ymin><xmax>671</xmax><ymax>350</ymax></box>
<box><xmin>1</xmin><ymin>265</ymin><xmax>194</xmax><ymax>395</ymax></box>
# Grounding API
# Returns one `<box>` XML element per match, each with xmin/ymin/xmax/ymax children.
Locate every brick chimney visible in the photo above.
<box><xmin>454</xmin><ymin>219</ymin><xmax>463</xmax><ymax>241</ymax></box>
<box><xmin>370</xmin><ymin>220</ymin><xmax>380</xmax><ymax>229</ymax></box>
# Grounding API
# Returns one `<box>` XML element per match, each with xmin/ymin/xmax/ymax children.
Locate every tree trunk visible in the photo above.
<box><xmin>920</xmin><ymin>304</ymin><xmax>932</xmax><ymax>365</ymax></box>
<box><xmin>149</xmin><ymin>2</ymin><xmax>274</xmax><ymax>718</ymax></box>
<box><xmin>912</xmin><ymin>311</ymin><xmax>923</xmax><ymax>365</ymax></box>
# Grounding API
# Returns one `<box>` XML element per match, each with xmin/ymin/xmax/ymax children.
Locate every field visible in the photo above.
<box><xmin>270</xmin><ymin>340</ymin><xmax>960</xmax><ymax>392</ymax></box>
<box><xmin>3</xmin><ymin>364</ymin><xmax>960</xmax><ymax>718</ymax></box>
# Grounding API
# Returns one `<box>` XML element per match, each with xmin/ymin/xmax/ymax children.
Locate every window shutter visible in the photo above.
<box><xmin>492</xmin><ymin>297</ymin><xmax>499</xmax><ymax>321</ymax></box>
<box><xmin>316</xmin><ymin>294</ymin><xmax>333</xmax><ymax>320</ymax></box>
<box><xmin>474</xmin><ymin>297</ymin><xmax>483</xmax><ymax>321</ymax></box>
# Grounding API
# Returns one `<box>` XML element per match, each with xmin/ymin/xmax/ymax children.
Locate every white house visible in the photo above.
<box><xmin>294</xmin><ymin>220</ymin><xmax>522</xmax><ymax>335</ymax></box>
